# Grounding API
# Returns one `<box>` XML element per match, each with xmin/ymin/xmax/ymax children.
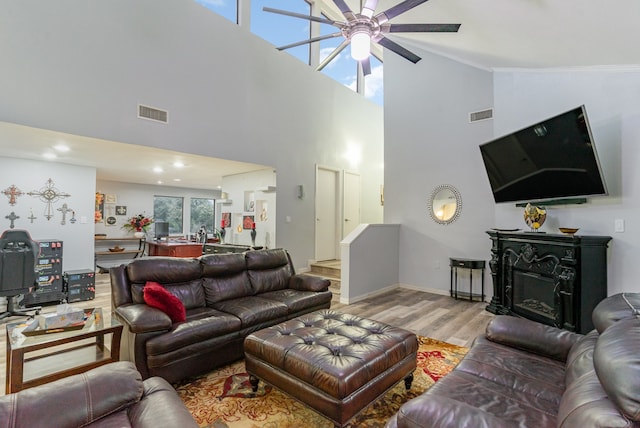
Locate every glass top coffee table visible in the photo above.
<box><xmin>5</xmin><ymin>307</ymin><xmax>123</xmax><ymax>394</ymax></box>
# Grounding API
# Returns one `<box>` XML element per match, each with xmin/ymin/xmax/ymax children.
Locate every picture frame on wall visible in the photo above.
<box><xmin>243</xmin><ymin>215</ymin><xmax>255</xmax><ymax>230</ymax></box>
<box><xmin>116</xmin><ymin>206</ymin><xmax>127</xmax><ymax>216</ymax></box>
<box><xmin>221</xmin><ymin>212</ymin><xmax>231</xmax><ymax>228</ymax></box>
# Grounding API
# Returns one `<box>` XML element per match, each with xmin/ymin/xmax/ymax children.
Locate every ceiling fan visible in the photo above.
<box><xmin>264</xmin><ymin>0</ymin><xmax>461</xmax><ymax>76</ymax></box>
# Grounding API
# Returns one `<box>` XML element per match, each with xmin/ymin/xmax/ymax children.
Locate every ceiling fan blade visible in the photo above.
<box><xmin>361</xmin><ymin>57</ymin><xmax>372</xmax><ymax>76</ymax></box>
<box><xmin>376</xmin><ymin>36</ymin><xmax>422</xmax><ymax>63</ymax></box>
<box><xmin>263</xmin><ymin>7</ymin><xmax>337</xmax><ymax>26</ymax></box>
<box><xmin>361</xmin><ymin>0</ymin><xmax>379</xmax><ymax>18</ymax></box>
<box><xmin>316</xmin><ymin>39</ymin><xmax>350</xmax><ymax>71</ymax></box>
<box><xmin>332</xmin><ymin>0</ymin><xmax>357</xmax><ymax>21</ymax></box>
<box><xmin>277</xmin><ymin>33</ymin><xmax>343</xmax><ymax>51</ymax></box>
<box><xmin>376</xmin><ymin>0</ymin><xmax>429</xmax><ymax>24</ymax></box>
<box><xmin>384</xmin><ymin>23</ymin><xmax>461</xmax><ymax>33</ymax></box>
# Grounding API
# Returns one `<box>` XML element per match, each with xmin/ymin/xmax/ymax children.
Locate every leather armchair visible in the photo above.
<box><xmin>0</xmin><ymin>361</ymin><xmax>197</xmax><ymax>428</ymax></box>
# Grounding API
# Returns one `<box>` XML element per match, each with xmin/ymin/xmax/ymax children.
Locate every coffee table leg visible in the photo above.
<box><xmin>404</xmin><ymin>373</ymin><xmax>414</xmax><ymax>390</ymax></box>
<box><xmin>249</xmin><ymin>374</ymin><xmax>260</xmax><ymax>392</ymax></box>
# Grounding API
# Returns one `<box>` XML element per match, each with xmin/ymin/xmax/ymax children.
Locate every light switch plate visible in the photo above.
<box><xmin>615</xmin><ymin>219</ymin><xmax>624</xmax><ymax>233</ymax></box>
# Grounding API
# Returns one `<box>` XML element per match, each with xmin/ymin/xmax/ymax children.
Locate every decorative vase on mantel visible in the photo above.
<box><xmin>523</xmin><ymin>203</ymin><xmax>547</xmax><ymax>232</ymax></box>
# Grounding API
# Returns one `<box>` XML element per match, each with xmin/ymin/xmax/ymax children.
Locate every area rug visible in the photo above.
<box><xmin>175</xmin><ymin>336</ymin><xmax>467</xmax><ymax>428</ymax></box>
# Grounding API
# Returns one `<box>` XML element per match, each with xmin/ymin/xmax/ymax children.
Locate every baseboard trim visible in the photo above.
<box><xmin>340</xmin><ymin>283</ymin><xmax>451</xmax><ymax>305</ymax></box>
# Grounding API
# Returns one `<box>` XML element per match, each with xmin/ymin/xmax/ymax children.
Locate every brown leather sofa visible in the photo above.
<box><xmin>110</xmin><ymin>248</ymin><xmax>332</xmax><ymax>384</ymax></box>
<box><xmin>0</xmin><ymin>361</ymin><xmax>197</xmax><ymax>428</ymax></box>
<box><xmin>387</xmin><ymin>292</ymin><xmax>640</xmax><ymax>428</ymax></box>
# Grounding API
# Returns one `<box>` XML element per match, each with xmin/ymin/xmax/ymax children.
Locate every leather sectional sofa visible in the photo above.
<box><xmin>110</xmin><ymin>248</ymin><xmax>332</xmax><ymax>383</ymax></box>
<box><xmin>0</xmin><ymin>361</ymin><xmax>197</xmax><ymax>428</ymax></box>
<box><xmin>387</xmin><ymin>292</ymin><xmax>640</xmax><ymax>427</ymax></box>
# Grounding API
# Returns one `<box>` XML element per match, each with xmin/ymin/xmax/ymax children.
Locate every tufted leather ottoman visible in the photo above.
<box><xmin>244</xmin><ymin>309</ymin><xmax>418</xmax><ymax>427</ymax></box>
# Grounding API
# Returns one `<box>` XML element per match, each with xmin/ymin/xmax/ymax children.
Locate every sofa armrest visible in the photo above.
<box><xmin>0</xmin><ymin>362</ymin><xmax>143</xmax><ymax>428</ymax></box>
<box><xmin>115</xmin><ymin>303</ymin><xmax>173</xmax><ymax>334</ymax></box>
<box><xmin>485</xmin><ymin>315</ymin><xmax>581</xmax><ymax>362</ymax></box>
<box><xmin>288</xmin><ymin>273</ymin><xmax>330</xmax><ymax>292</ymax></box>
<box><xmin>387</xmin><ymin>394</ymin><xmax>517</xmax><ymax>428</ymax></box>
<box><xmin>127</xmin><ymin>377</ymin><xmax>198</xmax><ymax>428</ymax></box>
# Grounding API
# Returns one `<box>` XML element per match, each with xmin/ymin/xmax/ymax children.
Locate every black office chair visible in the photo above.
<box><xmin>0</xmin><ymin>229</ymin><xmax>41</xmax><ymax>321</ymax></box>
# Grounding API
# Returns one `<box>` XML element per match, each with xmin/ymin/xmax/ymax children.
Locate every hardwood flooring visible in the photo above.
<box><xmin>0</xmin><ymin>272</ymin><xmax>493</xmax><ymax>396</ymax></box>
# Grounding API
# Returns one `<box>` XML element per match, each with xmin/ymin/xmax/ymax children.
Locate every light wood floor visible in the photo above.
<box><xmin>0</xmin><ymin>272</ymin><xmax>493</xmax><ymax>396</ymax></box>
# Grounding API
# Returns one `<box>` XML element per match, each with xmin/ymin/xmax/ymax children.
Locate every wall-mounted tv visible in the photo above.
<box><xmin>479</xmin><ymin>105</ymin><xmax>607</xmax><ymax>204</ymax></box>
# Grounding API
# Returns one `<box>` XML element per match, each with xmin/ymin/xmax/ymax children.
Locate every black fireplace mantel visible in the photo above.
<box><xmin>486</xmin><ymin>231</ymin><xmax>611</xmax><ymax>334</ymax></box>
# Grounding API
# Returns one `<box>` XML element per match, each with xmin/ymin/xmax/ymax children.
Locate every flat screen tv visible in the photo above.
<box><xmin>479</xmin><ymin>105</ymin><xmax>607</xmax><ymax>204</ymax></box>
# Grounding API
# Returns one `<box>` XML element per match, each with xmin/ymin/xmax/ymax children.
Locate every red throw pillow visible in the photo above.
<box><xmin>143</xmin><ymin>281</ymin><xmax>186</xmax><ymax>323</ymax></box>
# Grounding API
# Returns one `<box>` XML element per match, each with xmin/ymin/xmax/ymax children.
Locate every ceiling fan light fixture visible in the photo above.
<box><xmin>350</xmin><ymin>30</ymin><xmax>371</xmax><ymax>61</ymax></box>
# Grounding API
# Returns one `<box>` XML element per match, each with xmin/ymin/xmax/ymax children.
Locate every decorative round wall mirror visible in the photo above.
<box><xmin>428</xmin><ymin>184</ymin><xmax>462</xmax><ymax>225</ymax></box>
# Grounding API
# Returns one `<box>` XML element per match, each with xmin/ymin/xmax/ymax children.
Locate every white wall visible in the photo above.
<box><xmin>384</xmin><ymin>47</ymin><xmax>494</xmax><ymax>295</ymax></box>
<box><xmin>0</xmin><ymin>0</ymin><xmax>384</xmax><ymax>270</ymax></box>
<box><xmin>493</xmin><ymin>67</ymin><xmax>640</xmax><ymax>295</ymax></box>
<box><xmin>0</xmin><ymin>157</ymin><xmax>96</xmax><ymax>271</ymax></box>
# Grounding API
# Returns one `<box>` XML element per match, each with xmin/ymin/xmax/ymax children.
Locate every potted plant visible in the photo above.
<box><xmin>123</xmin><ymin>214</ymin><xmax>154</xmax><ymax>238</ymax></box>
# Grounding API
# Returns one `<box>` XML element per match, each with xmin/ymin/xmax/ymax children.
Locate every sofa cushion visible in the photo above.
<box><xmin>423</xmin><ymin>369</ymin><xmax>559</xmax><ymax>427</ymax></box>
<box><xmin>201</xmin><ymin>253</ymin><xmax>253</xmax><ymax>304</ymax></box>
<box><xmin>259</xmin><ymin>289</ymin><xmax>333</xmax><ymax>315</ymax></box>
<box><xmin>128</xmin><ymin>257</ymin><xmax>206</xmax><ymax>309</ymax></box>
<box><xmin>457</xmin><ymin>335</ymin><xmax>565</xmax><ymax>406</ymax></box>
<box><xmin>144</xmin><ymin>282</ymin><xmax>186</xmax><ymax>323</ymax></box>
<box><xmin>145</xmin><ymin>310</ymin><xmax>242</xmax><ymax>355</ymax></box>
<box><xmin>246</xmin><ymin>248</ymin><xmax>293</xmax><ymax>293</ymax></box>
<box><xmin>211</xmin><ymin>296</ymin><xmax>288</xmax><ymax>328</ymax></box>
<box><xmin>127</xmin><ymin>256</ymin><xmax>202</xmax><ymax>284</ymax></box>
<box><xmin>593</xmin><ymin>317</ymin><xmax>640</xmax><ymax>422</ymax></box>
<box><xmin>591</xmin><ymin>292</ymin><xmax>640</xmax><ymax>333</ymax></box>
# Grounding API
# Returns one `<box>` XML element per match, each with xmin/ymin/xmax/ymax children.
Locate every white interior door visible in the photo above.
<box><xmin>315</xmin><ymin>167</ymin><xmax>340</xmax><ymax>261</ymax></box>
<box><xmin>343</xmin><ymin>171</ymin><xmax>361</xmax><ymax>238</ymax></box>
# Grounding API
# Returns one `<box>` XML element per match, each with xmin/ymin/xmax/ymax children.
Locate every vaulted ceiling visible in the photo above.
<box><xmin>327</xmin><ymin>0</ymin><xmax>640</xmax><ymax>69</ymax></box>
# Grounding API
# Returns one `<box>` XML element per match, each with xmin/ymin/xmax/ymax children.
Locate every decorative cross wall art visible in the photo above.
<box><xmin>57</xmin><ymin>203</ymin><xmax>74</xmax><ymax>225</ymax></box>
<box><xmin>28</xmin><ymin>178</ymin><xmax>71</xmax><ymax>220</ymax></box>
<box><xmin>2</xmin><ymin>184</ymin><xmax>24</xmax><ymax>206</ymax></box>
<box><xmin>5</xmin><ymin>211</ymin><xmax>19</xmax><ymax>229</ymax></box>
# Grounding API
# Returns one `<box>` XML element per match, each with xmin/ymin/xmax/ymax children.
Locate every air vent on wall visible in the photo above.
<box><xmin>469</xmin><ymin>108</ymin><xmax>493</xmax><ymax>123</ymax></box>
<box><xmin>138</xmin><ymin>104</ymin><xmax>168</xmax><ymax>123</ymax></box>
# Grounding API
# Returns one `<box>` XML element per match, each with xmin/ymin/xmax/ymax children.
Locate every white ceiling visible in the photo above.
<box><xmin>3</xmin><ymin>0</ymin><xmax>638</xmax><ymax>190</ymax></box>
<box><xmin>0</xmin><ymin>122</ymin><xmax>271</xmax><ymax>191</ymax></box>
<box><xmin>333</xmin><ymin>0</ymin><xmax>640</xmax><ymax>69</ymax></box>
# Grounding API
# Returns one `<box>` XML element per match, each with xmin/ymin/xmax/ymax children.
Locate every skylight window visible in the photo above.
<box><xmin>194</xmin><ymin>0</ymin><xmax>238</xmax><ymax>24</ymax></box>
<box><xmin>194</xmin><ymin>0</ymin><xmax>383</xmax><ymax>106</ymax></box>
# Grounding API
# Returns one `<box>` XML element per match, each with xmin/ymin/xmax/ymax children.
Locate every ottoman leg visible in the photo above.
<box><xmin>249</xmin><ymin>374</ymin><xmax>260</xmax><ymax>392</ymax></box>
<box><xmin>404</xmin><ymin>373</ymin><xmax>414</xmax><ymax>390</ymax></box>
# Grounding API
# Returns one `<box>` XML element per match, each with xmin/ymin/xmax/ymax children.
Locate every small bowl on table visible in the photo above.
<box><xmin>559</xmin><ymin>227</ymin><xmax>579</xmax><ymax>235</ymax></box>
<box><xmin>109</xmin><ymin>246</ymin><xmax>125</xmax><ymax>252</ymax></box>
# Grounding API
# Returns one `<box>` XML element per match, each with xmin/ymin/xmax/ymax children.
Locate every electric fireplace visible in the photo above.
<box><xmin>486</xmin><ymin>231</ymin><xmax>611</xmax><ymax>333</ymax></box>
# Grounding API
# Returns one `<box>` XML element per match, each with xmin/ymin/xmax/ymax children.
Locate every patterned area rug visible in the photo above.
<box><xmin>175</xmin><ymin>336</ymin><xmax>468</xmax><ymax>428</ymax></box>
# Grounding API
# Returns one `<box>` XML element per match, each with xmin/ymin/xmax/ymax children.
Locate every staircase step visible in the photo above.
<box><xmin>309</xmin><ymin>261</ymin><xmax>341</xmax><ymax>279</ymax></box>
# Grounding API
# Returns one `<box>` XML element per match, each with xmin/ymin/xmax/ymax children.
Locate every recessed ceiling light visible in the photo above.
<box><xmin>43</xmin><ymin>152</ymin><xmax>57</xmax><ymax>159</ymax></box>
<box><xmin>217</xmin><ymin>185</ymin><xmax>222</xmax><ymax>189</ymax></box>
<box><xmin>173</xmin><ymin>161</ymin><xmax>184</xmax><ymax>168</ymax></box>
<box><xmin>173</xmin><ymin>178</ymin><xmax>181</xmax><ymax>182</ymax></box>
<box><xmin>153</xmin><ymin>166</ymin><xmax>163</xmax><ymax>173</ymax></box>
<box><xmin>157</xmin><ymin>180</ymin><xmax>163</xmax><ymax>184</ymax></box>
<box><xmin>54</xmin><ymin>144</ymin><xmax>70</xmax><ymax>152</ymax></box>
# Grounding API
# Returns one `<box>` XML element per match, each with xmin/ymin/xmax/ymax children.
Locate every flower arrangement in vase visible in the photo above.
<box><xmin>123</xmin><ymin>214</ymin><xmax>154</xmax><ymax>238</ymax></box>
